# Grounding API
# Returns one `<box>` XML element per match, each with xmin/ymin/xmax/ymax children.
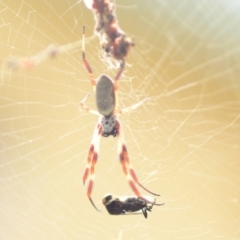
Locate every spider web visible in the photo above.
<box><xmin>1</xmin><ymin>0</ymin><xmax>240</xmax><ymax>239</ymax></box>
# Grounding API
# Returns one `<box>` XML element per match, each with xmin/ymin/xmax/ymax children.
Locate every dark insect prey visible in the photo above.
<box><xmin>103</xmin><ymin>194</ymin><xmax>159</xmax><ymax>218</ymax></box>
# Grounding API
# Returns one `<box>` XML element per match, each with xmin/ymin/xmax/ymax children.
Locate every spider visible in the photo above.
<box><xmin>81</xmin><ymin>26</ymin><xmax>161</xmax><ymax>211</ymax></box>
<box><xmin>103</xmin><ymin>194</ymin><xmax>161</xmax><ymax>218</ymax></box>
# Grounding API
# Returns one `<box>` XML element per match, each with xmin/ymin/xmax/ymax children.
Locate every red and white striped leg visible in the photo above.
<box><xmin>82</xmin><ymin>25</ymin><xmax>96</xmax><ymax>92</ymax></box>
<box><xmin>117</xmin><ymin>120</ymin><xmax>164</xmax><ymax>206</ymax></box>
<box><xmin>82</xmin><ymin>120</ymin><xmax>102</xmax><ymax>211</ymax></box>
<box><xmin>113</xmin><ymin>61</ymin><xmax>125</xmax><ymax>111</ymax></box>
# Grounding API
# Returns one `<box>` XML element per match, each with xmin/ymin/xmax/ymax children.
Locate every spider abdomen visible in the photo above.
<box><xmin>96</xmin><ymin>74</ymin><xmax>115</xmax><ymax>117</ymax></box>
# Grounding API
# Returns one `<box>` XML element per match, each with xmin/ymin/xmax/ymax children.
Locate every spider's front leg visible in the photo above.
<box><xmin>117</xmin><ymin>120</ymin><xmax>164</xmax><ymax>206</ymax></box>
<box><xmin>82</xmin><ymin>120</ymin><xmax>102</xmax><ymax>211</ymax></box>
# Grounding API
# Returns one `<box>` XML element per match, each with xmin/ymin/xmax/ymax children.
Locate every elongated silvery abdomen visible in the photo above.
<box><xmin>96</xmin><ymin>74</ymin><xmax>115</xmax><ymax>117</ymax></box>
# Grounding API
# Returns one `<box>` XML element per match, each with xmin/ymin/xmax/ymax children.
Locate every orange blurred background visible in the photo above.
<box><xmin>0</xmin><ymin>0</ymin><xmax>240</xmax><ymax>239</ymax></box>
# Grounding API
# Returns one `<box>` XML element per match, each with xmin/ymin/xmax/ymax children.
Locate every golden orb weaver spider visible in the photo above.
<box><xmin>80</xmin><ymin>26</ymin><xmax>162</xmax><ymax>211</ymax></box>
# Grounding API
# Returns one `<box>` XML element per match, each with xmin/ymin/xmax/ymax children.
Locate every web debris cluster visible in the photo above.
<box><xmin>84</xmin><ymin>0</ymin><xmax>135</xmax><ymax>65</ymax></box>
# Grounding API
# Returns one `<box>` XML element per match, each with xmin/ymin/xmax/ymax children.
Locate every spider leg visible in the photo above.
<box><xmin>82</xmin><ymin>25</ymin><xmax>96</xmax><ymax>92</ymax></box>
<box><xmin>116</xmin><ymin>97</ymin><xmax>150</xmax><ymax>116</ymax></box>
<box><xmin>80</xmin><ymin>93</ymin><xmax>102</xmax><ymax>116</ymax></box>
<box><xmin>82</xmin><ymin>120</ymin><xmax>102</xmax><ymax>211</ymax></box>
<box><xmin>117</xmin><ymin>120</ymin><xmax>164</xmax><ymax>206</ymax></box>
<box><xmin>113</xmin><ymin>60</ymin><xmax>125</xmax><ymax>111</ymax></box>
<box><xmin>114</xmin><ymin>60</ymin><xmax>125</xmax><ymax>83</ymax></box>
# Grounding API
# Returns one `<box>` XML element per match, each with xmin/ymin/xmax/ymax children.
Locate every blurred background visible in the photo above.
<box><xmin>0</xmin><ymin>0</ymin><xmax>240</xmax><ymax>239</ymax></box>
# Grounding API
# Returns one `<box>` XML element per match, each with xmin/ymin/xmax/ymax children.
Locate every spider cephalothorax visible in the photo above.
<box><xmin>101</xmin><ymin>116</ymin><xmax>118</xmax><ymax>137</ymax></box>
<box><xmin>80</xmin><ymin>26</ymin><xmax>162</xmax><ymax>211</ymax></box>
